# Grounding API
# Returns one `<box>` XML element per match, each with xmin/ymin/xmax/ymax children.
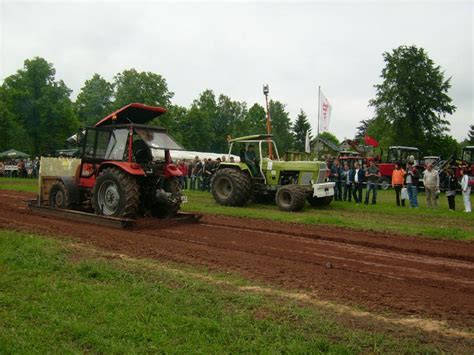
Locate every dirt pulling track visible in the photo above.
<box><xmin>1</xmin><ymin>190</ymin><xmax>473</xmax><ymax>330</ymax></box>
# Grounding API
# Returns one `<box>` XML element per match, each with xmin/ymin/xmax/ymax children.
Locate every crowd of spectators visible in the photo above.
<box><xmin>326</xmin><ymin>157</ymin><xmax>472</xmax><ymax>213</ymax></box>
<box><xmin>175</xmin><ymin>155</ymin><xmax>233</xmax><ymax>192</ymax></box>
<box><xmin>0</xmin><ymin>158</ymin><xmax>40</xmax><ymax>178</ymax></box>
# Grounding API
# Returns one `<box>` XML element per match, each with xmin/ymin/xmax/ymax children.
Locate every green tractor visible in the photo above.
<box><xmin>211</xmin><ymin>134</ymin><xmax>335</xmax><ymax>211</ymax></box>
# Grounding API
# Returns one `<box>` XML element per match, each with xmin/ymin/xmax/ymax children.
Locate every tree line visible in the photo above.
<box><xmin>0</xmin><ymin>58</ymin><xmax>313</xmax><ymax>156</ymax></box>
<box><xmin>0</xmin><ymin>46</ymin><xmax>472</xmax><ymax>158</ymax></box>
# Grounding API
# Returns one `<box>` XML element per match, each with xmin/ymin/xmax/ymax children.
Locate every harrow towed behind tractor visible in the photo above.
<box><xmin>28</xmin><ymin>103</ymin><xmax>201</xmax><ymax>228</ymax></box>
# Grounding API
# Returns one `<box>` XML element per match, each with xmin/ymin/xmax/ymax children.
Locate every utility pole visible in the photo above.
<box><xmin>263</xmin><ymin>84</ymin><xmax>273</xmax><ymax>159</ymax></box>
<box><xmin>316</xmin><ymin>85</ymin><xmax>321</xmax><ymax>160</ymax></box>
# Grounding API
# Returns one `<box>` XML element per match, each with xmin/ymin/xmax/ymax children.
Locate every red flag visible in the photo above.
<box><xmin>364</xmin><ymin>134</ymin><xmax>379</xmax><ymax>147</ymax></box>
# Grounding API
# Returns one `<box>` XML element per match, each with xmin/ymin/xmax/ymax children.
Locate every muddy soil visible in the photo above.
<box><xmin>1</xmin><ymin>190</ymin><xmax>473</xmax><ymax>329</ymax></box>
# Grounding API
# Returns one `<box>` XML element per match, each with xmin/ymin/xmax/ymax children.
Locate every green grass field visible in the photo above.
<box><xmin>1</xmin><ymin>177</ymin><xmax>473</xmax><ymax>240</ymax></box>
<box><xmin>0</xmin><ymin>229</ymin><xmax>462</xmax><ymax>353</ymax></box>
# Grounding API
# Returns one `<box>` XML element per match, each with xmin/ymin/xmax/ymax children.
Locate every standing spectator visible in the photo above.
<box><xmin>444</xmin><ymin>169</ymin><xmax>457</xmax><ymax>211</ymax></box>
<box><xmin>422</xmin><ymin>163</ymin><xmax>439</xmax><ymax>208</ymax></box>
<box><xmin>191</xmin><ymin>156</ymin><xmax>202</xmax><ymax>190</ymax></box>
<box><xmin>341</xmin><ymin>163</ymin><xmax>352</xmax><ymax>202</ymax></box>
<box><xmin>350</xmin><ymin>162</ymin><xmax>365</xmax><ymax>204</ymax></box>
<box><xmin>460</xmin><ymin>168</ymin><xmax>472</xmax><ymax>213</ymax></box>
<box><xmin>202</xmin><ymin>158</ymin><xmax>214</xmax><ymax>191</ymax></box>
<box><xmin>17</xmin><ymin>160</ymin><xmax>26</xmax><ymax>178</ymax></box>
<box><xmin>177</xmin><ymin>160</ymin><xmax>189</xmax><ymax>189</ymax></box>
<box><xmin>392</xmin><ymin>163</ymin><xmax>406</xmax><ymax>207</ymax></box>
<box><xmin>26</xmin><ymin>159</ymin><xmax>33</xmax><ymax>178</ymax></box>
<box><xmin>364</xmin><ymin>160</ymin><xmax>381</xmax><ymax>205</ymax></box>
<box><xmin>330</xmin><ymin>159</ymin><xmax>342</xmax><ymax>201</ymax></box>
<box><xmin>0</xmin><ymin>161</ymin><xmax>4</xmax><ymax>177</ymax></box>
<box><xmin>405</xmin><ymin>161</ymin><xmax>420</xmax><ymax>208</ymax></box>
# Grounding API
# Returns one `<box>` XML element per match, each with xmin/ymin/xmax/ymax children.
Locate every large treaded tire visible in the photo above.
<box><xmin>211</xmin><ymin>168</ymin><xmax>252</xmax><ymax>206</ymax></box>
<box><xmin>307</xmin><ymin>195</ymin><xmax>333</xmax><ymax>207</ymax></box>
<box><xmin>151</xmin><ymin>177</ymin><xmax>182</xmax><ymax>218</ymax></box>
<box><xmin>49</xmin><ymin>180</ymin><xmax>71</xmax><ymax>209</ymax></box>
<box><xmin>275</xmin><ymin>185</ymin><xmax>306</xmax><ymax>212</ymax></box>
<box><xmin>93</xmin><ymin>167</ymin><xmax>140</xmax><ymax>218</ymax></box>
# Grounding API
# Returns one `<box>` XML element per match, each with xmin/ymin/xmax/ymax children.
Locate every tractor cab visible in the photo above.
<box><xmin>462</xmin><ymin>146</ymin><xmax>474</xmax><ymax>165</ymax></box>
<box><xmin>226</xmin><ymin>134</ymin><xmax>280</xmax><ymax>178</ymax></box>
<box><xmin>387</xmin><ymin>146</ymin><xmax>420</xmax><ymax>165</ymax></box>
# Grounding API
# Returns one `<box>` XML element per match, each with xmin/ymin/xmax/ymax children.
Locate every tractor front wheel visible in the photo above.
<box><xmin>307</xmin><ymin>195</ymin><xmax>333</xmax><ymax>207</ymax></box>
<box><xmin>275</xmin><ymin>185</ymin><xmax>306</xmax><ymax>212</ymax></box>
<box><xmin>211</xmin><ymin>168</ymin><xmax>252</xmax><ymax>206</ymax></box>
<box><xmin>49</xmin><ymin>180</ymin><xmax>71</xmax><ymax>209</ymax></box>
<box><xmin>93</xmin><ymin>167</ymin><xmax>140</xmax><ymax>218</ymax></box>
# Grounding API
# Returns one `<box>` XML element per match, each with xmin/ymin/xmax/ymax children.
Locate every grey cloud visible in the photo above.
<box><xmin>1</xmin><ymin>1</ymin><xmax>472</xmax><ymax>141</ymax></box>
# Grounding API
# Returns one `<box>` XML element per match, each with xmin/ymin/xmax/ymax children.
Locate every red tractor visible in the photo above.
<box><xmin>33</xmin><ymin>103</ymin><xmax>194</xmax><ymax>225</ymax></box>
<box><xmin>377</xmin><ymin>146</ymin><xmax>420</xmax><ymax>189</ymax></box>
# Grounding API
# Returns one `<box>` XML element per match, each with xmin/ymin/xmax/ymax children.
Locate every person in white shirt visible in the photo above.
<box><xmin>422</xmin><ymin>163</ymin><xmax>439</xmax><ymax>208</ymax></box>
<box><xmin>460</xmin><ymin>168</ymin><xmax>471</xmax><ymax>213</ymax></box>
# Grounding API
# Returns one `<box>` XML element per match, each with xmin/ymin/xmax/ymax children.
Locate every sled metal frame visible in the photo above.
<box><xmin>27</xmin><ymin>200</ymin><xmax>135</xmax><ymax>229</ymax></box>
<box><xmin>27</xmin><ymin>201</ymin><xmax>202</xmax><ymax>229</ymax></box>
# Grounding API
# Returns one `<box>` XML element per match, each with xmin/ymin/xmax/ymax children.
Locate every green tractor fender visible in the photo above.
<box><xmin>217</xmin><ymin>162</ymin><xmax>253</xmax><ymax>176</ymax></box>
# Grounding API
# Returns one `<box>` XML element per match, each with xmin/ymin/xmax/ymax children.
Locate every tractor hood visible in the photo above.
<box><xmin>95</xmin><ymin>103</ymin><xmax>167</xmax><ymax>127</ymax></box>
<box><xmin>262</xmin><ymin>159</ymin><xmax>323</xmax><ymax>172</ymax></box>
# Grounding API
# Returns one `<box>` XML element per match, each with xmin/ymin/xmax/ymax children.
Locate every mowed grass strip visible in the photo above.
<box><xmin>182</xmin><ymin>190</ymin><xmax>474</xmax><ymax>241</ymax></box>
<box><xmin>0</xmin><ymin>177</ymin><xmax>38</xmax><ymax>192</ymax></box>
<box><xmin>1</xmin><ymin>177</ymin><xmax>473</xmax><ymax>240</ymax></box>
<box><xmin>0</xmin><ymin>230</ymin><xmax>450</xmax><ymax>353</ymax></box>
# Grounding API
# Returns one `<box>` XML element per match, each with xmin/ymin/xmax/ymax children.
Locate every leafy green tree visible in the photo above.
<box><xmin>292</xmin><ymin>110</ymin><xmax>312</xmax><ymax>151</ymax></box>
<box><xmin>268</xmin><ymin>100</ymin><xmax>294</xmax><ymax>153</ymax></box>
<box><xmin>173</xmin><ymin>90</ymin><xmax>216</xmax><ymax>151</ymax></box>
<box><xmin>369</xmin><ymin>45</ymin><xmax>456</xmax><ymax>153</ymax></box>
<box><xmin>315</xmin><ymin>132</ymin><xmax>340</xmax><ymax>146</ymax></box>
<box><xmin>75</xmin><ymin>74</ymin><xmax>114</xmax><ymax>126</ymax></box>
<box><xmin>0</xmin><ymin>94</ymin><xmax>30</xmax><ymax>152</ymax></box>
<box><xmin>428</xmin><ymin>135</ymin><xmax>460</xmax><ymax>158</ymax></box>
<box><xmin>237</xmin><ymin>103</ymin><xmax>266</xmax><ymax>137</ymax></box>
<box><xmin>1</xmin><ymin>57</ymin><xmax>78</xmax><ymax>155</ymax></box>
<box><xmin>154</xmin><ymin>104</ymin><xmax>188</xmax><ymax>145</ymax></box>
<box><xmin>113</xmin><ymin>69</ymin><xmax>174</xmax><ymax>109</ymax></box>
<box><xmin>213</xmin><ymin>94</ymin><xmax>247</xmax><ymax>152</ymax></box>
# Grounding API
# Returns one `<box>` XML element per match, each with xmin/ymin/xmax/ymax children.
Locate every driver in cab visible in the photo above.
<box><xmin>245</xmin><ymin>145</ymin><xmax>259</xmax><ymax>176</ymax></box>
<box><xmin>133</xmin><ymin>131</ymin><xmax>153</xmax><ymax>163</ymax></box>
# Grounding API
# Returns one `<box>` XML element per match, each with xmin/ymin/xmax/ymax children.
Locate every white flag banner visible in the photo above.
<box><xmin>319</xmin><ymin>90</ymin><xmax>332</xmax><ymax>132</ymax></box>
<box><xmin>304</xmin><ymin>131</ymin><xmax>311</xmax><ymax>153</ymax></box>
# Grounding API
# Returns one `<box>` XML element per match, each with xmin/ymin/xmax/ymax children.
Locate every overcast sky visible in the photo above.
<box><xmin>0</xmin><ymin>0</ymin><xmax>472</xmax><ymax>141</ymax></box>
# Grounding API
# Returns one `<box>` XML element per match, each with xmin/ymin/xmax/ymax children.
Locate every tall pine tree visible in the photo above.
<box><xmin>292</xmin><ymin>110</ymin><xmax>312</xmax><ymax>151</ymax></box>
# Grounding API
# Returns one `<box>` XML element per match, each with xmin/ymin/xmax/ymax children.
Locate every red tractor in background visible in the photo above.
<box><xmin>35</xmin><ymin>103</ymin><xmax>192</xmax><ymax>224</ymax></box>
<box><xmin>338</xmin><ymin>145</ymin><xmax>420</xmax><ymax>189</ymax></box>
<box><xmin>377</xmin><ymin>146</ymin><xmax>420</xmax><ymax>189</ymax></box>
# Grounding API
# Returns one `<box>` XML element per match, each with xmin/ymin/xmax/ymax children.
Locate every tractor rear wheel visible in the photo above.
<box><xmin>275</xmin><ymin>185</ymin><xmax>306</xmax><ymax>212</ymax></box>
<box><xmin>49</xmin><ymin>180</ymin><xmax>71</xmax><ymax>209</ymax></box>
<box><xmin>93</xmin><ymin>167</ymin><xmax>140</xmax><ymax>218</ymax></box>
<box><xmin>211</xmin><ymin>168</ymin><xmax>252</xmax><ymax>206</ymax></box>
<box><xmin>151</xmin><ymin>177</ymin><xmax>182</xmax><ymax>218</ymax></box>
<box><xmin>307</xmin><ymin>195</ymin><xmax>333</xmax><ymax>207</ymax></box>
